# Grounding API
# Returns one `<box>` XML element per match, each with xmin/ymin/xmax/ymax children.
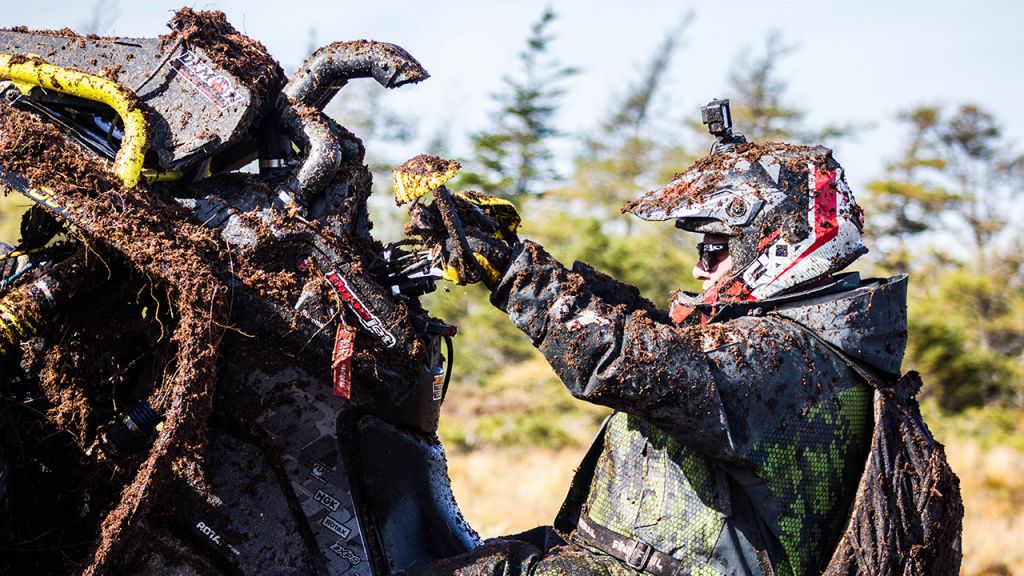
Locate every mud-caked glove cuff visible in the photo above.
<box><xmin>487</xmin><ymin>241</ymin><xmax>564</xmax><ymax>331</ymax></box>
<box><xmin>406</xmin><ymin>192</ymin><xmax>518</xmax><ymax>288</ymax></box>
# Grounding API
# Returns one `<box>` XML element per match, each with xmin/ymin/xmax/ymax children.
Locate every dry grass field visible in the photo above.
<box><xmin>949</xmin><ymin>440</ymin><xmax>1024</xmax><ymax>576</ymax></box>
<box><xmin>446</xmin><ymin>437</ymin><xmax>1024</xmax><ymax>575</ymax></box>
<box><xmin>447</xmin><ymin>445</ymin><xmax>587</xmax><ymax>538</ymax></box>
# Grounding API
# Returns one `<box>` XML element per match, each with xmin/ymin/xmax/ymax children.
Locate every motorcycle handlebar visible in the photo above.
<box><xmin>0</xmin><ymin>54</ymin><xmax>149</xmax><ymax>188</ymax></box>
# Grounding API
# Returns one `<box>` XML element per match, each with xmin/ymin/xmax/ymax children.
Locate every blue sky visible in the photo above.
<box><xmin>4</xmin><ymin>0</ymin><xmax>1023</xmax><ymax>197</ymax></box>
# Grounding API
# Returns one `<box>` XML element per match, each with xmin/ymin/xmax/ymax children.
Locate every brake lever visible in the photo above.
<box><xmin>381</xmin><ymin>242</ymin><xmax>439</xmax><ymax>298</ymax></box>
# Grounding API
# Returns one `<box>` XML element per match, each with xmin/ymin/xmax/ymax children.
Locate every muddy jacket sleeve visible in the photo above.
<box><xmin>489</xmin><ymin>241</ymin><xmax>860</xmax><ymax>460</ymax></box>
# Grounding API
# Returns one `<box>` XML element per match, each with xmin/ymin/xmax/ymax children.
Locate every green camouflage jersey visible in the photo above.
<box><xmin>581</xmin><ymin>385</ymin><xmax>872</xmax><ymax>575</ymax></box>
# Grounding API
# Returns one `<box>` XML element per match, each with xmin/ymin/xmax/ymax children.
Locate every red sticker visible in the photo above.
<box><xmin>670</xmin><ymin>301</ymin><xmax>694</xmax><ymax>324</ymax></box>
<box><xmin>332</xmin><ymin>324</ymin><xmax>356</xmax><ymax>398</ymax></box>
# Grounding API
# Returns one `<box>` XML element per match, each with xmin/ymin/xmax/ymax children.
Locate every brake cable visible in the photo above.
<box><xmin>441</xmin><ymin>334</ymin><xmax>454</xmax><ymax>403</ymax></box>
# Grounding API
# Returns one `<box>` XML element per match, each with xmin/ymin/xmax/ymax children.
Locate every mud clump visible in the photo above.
<box><xmin>236</xmin><ymin>262</ymin><xmax>300</xmax><ymax>303</ymax></box>
<box><xmin>622</xmin><ymin>142</ymin><xmax>834</xmax><ymax>217</ymax></box>
<box><xmin>164</xmin><ymin>8</ymin><xmax>284</xmax><ymax>103</ymax></box>
<box><xmin>0</xmin><ymin>106</ymin><xmax>113</xmax><ymax>194</ymax></box>
<box><xmin>392</xmin><ymin>154</ymin><xmax>460</xmax><ymax>203</ymax></box>
<box><xmin>0</xmin><ymin>104</ymin><xmax>229</xmax><ymax>574</ymax></box>
<box><xmin>99</xmin><ymin>64</ymin><xmax>122</xmax><ymax>82</ymax></box>
<box><xmin>2</xmin><ymin>262</ymin><xmax>173</xmax><ymax>575</ymax></box>
<box><xmin>824</xmin><ymin>372</ymin><xmax>963</xmax><ymax>576</ymax></box>
<box><xmin>0</xmin><ymin>17</ymin><xmax>442</xmax><ymax>574</ymax></box>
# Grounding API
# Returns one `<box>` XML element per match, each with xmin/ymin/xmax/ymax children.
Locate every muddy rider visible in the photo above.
<box><xmin>404</xmin><ymin>99</ymin><xmax>908</xmax><ymax>576</ymax></box>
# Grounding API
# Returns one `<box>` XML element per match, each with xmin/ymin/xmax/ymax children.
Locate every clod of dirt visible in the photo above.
<box><xmin>0</xmin><ymin>103</ymin><xmax>229</xmax><ymax>575</ymax></box>
<box><xmin>622</xmin><ymin>142</ymin><xmax>833</xmax><ymax>216</ymax></box>
<box><xmin>393</xmin><ymin>154</ymin><xmax>461</xmax><ymax>205</ymax></box>
<box><xmin>163</xmin><ymin>8</ymin><xmax>284</xmax><ymax>103</ymax></box>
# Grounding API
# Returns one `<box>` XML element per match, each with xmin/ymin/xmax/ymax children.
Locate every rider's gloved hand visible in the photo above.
<box><xmin>406</xmin><ymin>191</ymin><xmax>519</xmax><ymax>288</ymax></box>
<box><xmin>436</xmin><ymin>230</ymin><xmax>511</xmax><ymax>287</ymax></box>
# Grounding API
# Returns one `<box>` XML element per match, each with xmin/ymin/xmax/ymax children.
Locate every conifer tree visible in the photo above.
<box><xmin>726</xmin><ymin>33</ymin><xmax>853</xmax><ymax>144</ymax></box>
<box><xmin>562</xmin><ymin>15</ymin><xmax>693</xmax><ymax>230</ymax></box>
<box><xmin>457</xmin><ymin>8</ymin><xmax>578</xmax><ymax>203</ymax></box>
<box><xmin>865</xmin><ymin>107</ymin><xmax>954</xmax><ymax>273</ymax></box>
<box><xmin>865</xmin><ymin>104</ymin><xmax>1024</xmax><ymax>409</ymax></box>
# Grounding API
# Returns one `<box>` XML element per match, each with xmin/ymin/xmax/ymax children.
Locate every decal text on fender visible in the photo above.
<box><xmin>170</xmin><ymin>51</ymin><xmax>245</xmax><ymax>109</ymax></box>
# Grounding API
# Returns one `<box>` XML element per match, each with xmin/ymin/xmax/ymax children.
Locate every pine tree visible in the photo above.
<box><xmin>562</xmin><ymin>14</ymin><xmax>693</xmax><ymax>228</ymax></box>
<box><xmin>725</xmin><ymin>33</ymin><xmax>854</xmax><ymax>144</ymax></box>
<box><xmin>457</xmin><ymin>8</ymin><xmax>578</xmax><ymax>203</ymax></box>
<box><xmin>864</xmin><ymin>107</ymin><xmax>954</xmax><ymax>273</ymax></box>
<box><xmin>865</xmin><ymin>104</ymin><xmax>1024</xmax><ymax>410</ymax></box>
<box><xmin>865</xmin><ymin>104</ymin><xmax>1023</xmax><ymax>275</ymax></box>
<box><xmin>937</xmin><ymin>105</ymin><xmax>1024</xmax><ymax>269</ymax></box>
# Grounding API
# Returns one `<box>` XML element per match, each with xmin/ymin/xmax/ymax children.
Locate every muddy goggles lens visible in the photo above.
<box><xmin>696</xmin><ymin>242</ymin><xmax>729</xmax><ymax>269</ymax></box>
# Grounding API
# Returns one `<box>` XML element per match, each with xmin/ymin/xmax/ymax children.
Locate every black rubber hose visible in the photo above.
<box><xmin>273</xmin><ymin>94</ymin><xmax>343</xmax><ymax>206</ymax></box>
<box><xmin>284</xmin><ymin>40</ymin><xmax>429</xmax><ymax>110</ymax></box>
<box><xmin>441</xmin><ymin>334</ymin><xmax>453</xmax><ymax>403</ymax></box>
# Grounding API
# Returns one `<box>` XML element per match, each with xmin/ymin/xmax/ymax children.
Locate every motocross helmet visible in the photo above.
<box><xmin>623</xmin><ymin>103</ymin><xmax>866</xmax><ymax>312</ymax></box>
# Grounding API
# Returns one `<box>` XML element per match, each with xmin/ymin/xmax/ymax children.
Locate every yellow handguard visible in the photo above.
<box><xmin>455</xmin><ymin>190</ymin><xmax>521</xmax><ymax>241</ymax></box>
<box><xmin>0</xmin><ymin>54</ymin><xmax>149</xmax><ymax>188</ymax></box>
<box><xmin>393</xmin><ymin>154</ymin><xmax>461</xmax><ymax>205</ymax></box>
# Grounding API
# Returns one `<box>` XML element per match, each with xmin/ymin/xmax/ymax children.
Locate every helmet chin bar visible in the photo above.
<box><xmin>741</xmin><ymin>166</ymin><xmax>865</xmax><ymax>299</ymax></box>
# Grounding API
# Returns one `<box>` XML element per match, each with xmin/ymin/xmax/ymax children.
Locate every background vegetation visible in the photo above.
<box><xmin>380</xmin><ymin>9</ymin><xmax>1024</xmax><ymax>448</ymax></box>
<box><xmin>2</xmin><ymin>6</ymin><xmax>1020</xmax><ymax>575</ymax></box>
<box><xmin>348</xmin><ymin>10</ymin><xmax>1024</xmax><ymax>575</ymax></box>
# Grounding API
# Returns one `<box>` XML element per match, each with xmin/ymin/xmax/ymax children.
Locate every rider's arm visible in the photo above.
<box><xmin>489</xmin><ymin>241</ymin><xmax>852</xmax><ymax>459</ymax></box>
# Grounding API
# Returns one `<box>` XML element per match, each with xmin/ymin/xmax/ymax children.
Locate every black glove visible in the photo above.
<box><xmin>406</xmin><ymin>191</ymin><xmax>518</xmax><ymax>288</ymax></box>
<box><xmin>437</xmin><ymin>229</ymin><xmax>511</xmax><ymax>287</ymax></box>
